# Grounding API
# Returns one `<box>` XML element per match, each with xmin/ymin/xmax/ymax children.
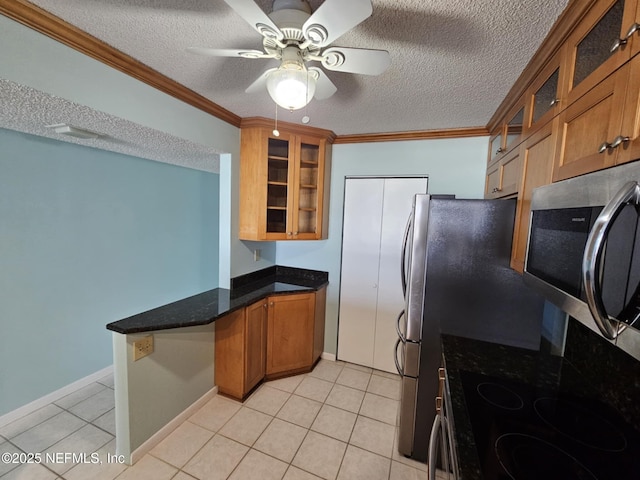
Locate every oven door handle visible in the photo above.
<box><xmin>583</xmin><ymin>180</ymin><xmax>640</xmax><ymax>340</ymax></box>
<box><xmin>400</xmin><ymin>213</ymin><xmax>412</xmax><ymax>296</ymax></box>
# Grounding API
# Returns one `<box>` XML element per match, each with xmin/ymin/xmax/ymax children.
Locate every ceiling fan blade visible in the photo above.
<box><xmin>309</xmin><ymin>67</ymin><xmax>337</xmax><ymax>100</ymax></box>
<box><xmin>245</xmin><ymin>68</ymin><xmax>278</xmax><ymax>94</ymax></box>
<box><xmin>224</xmin><ymin>0</ymin><xmax>284</xmax><ymax>41</ymax></box>
<box><xmin>321</xmin><ymin>47</ymin><xmax>391</xmax><ymax>76</ymax></box>
<box><xmin>187</xmin><ymin>47</ymin><xmax>271</xmax><ymax>59</ymax></box>
<box><xmin>303</xmin><ymin>0</ymin><xmax>372</xmax><ymax>47</ymax></box>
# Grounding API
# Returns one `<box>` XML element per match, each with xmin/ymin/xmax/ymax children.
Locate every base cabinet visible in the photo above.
<box><xmin>266</xmin><ymin>292</ymin><xmax>316</xmax><ymax>376</ymax></box>
<box><xmin>215</xmin><ymin>288</ymin><xmax>326</xmax><ymax>400</ymax></box>
<box><xmin>214</xmin><ymin>302</ymin><xmax>267</xmax><ymax>400</ymax></box>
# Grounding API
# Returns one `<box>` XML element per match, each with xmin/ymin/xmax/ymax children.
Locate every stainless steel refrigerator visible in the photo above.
<box><xmin>395</xmin><ymin>195</ymin><xmax>545</xmax><ymax>461</ymax></box>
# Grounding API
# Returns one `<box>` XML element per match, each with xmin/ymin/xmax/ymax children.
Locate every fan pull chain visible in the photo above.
<box><xmin>273</xmin><ymin>103</ymin><xmax>280</xmax><ymax>137</ymax></box>
<box><xmin>302</xmin><ymin>69</ymin><xmax>310</xmax><ymax>124</ymax></box>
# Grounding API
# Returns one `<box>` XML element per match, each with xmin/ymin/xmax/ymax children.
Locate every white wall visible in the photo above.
<box><xmin>276</xmin><ymin>137</ymin><xmax>489</xmax><ymax>355</ymax></box>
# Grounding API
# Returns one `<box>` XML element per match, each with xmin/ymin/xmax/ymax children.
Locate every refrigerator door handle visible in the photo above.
<box><xmin>394</xmin><ymin>337</ymin><xmax>404</xmax><ymax>375</ymax></box>
<box><xmin>400</xmin><ymin>212</ymin><xmax>412</xmax><ymax>296</ymax></box>
<box><xmin>395</xmin><ymin>309</ymin><xmax>406</xmax><ymax>342</ymax></box>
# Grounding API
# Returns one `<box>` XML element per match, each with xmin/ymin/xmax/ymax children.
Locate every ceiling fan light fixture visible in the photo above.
<box><xmin>267</xmin><ymin>67</ymin><xmax>316</xmax><ymax>110</ymax></box>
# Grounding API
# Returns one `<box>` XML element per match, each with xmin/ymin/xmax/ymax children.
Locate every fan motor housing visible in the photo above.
<box><xmin>269</xmin><ymin>0</ymin><xmax>311</xmax><ymax>40</ymax></box>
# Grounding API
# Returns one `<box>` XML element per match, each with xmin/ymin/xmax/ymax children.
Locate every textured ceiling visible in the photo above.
<box><xmin>25</xmin><ymin>0</ymin><xmax>569</xmax><ymax>136</ymax></box>
<box><xmin>0</xmin><ymin>79</ymin><xmax>221</xmax><ymax>172</ymax></box>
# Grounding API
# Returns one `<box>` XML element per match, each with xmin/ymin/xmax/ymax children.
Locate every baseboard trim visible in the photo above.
<box><xmin>129</xmin><ymin>386</ymin><xmax>219</xmax><ymax>465</ymax></box>
<box><xmin>320</xmin><ymin>352</ymin><xmax>336</xmax><ymax>361</ymax></box>
<box><xmin>0</xmin><ymin>365</ymin><xmax>114</xmax><ymax>428</ymax></box>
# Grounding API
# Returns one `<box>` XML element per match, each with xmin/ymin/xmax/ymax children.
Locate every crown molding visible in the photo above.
<box><xmin>0</xmin><ymin>0</ymin><xmax>242</xmax><ymax>128</ymax></box>
<box><xmin>334</xmin><ymin>126</ymin><xmax>488</xmax><ymax>144</ymax></box>
<box><xmin>241</xmin><ymin>117</ymin><xmax>337</xmax><ymax>143</ymax></box>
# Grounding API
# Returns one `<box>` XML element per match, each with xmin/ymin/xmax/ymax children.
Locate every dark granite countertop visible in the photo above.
<box><xmin>441</xmin><ymin>324</ymin><xmax>640</xmax><ymax>480</ymax></box>
<box><xmin>106</xmin><ymin>266</ymin><xmax>328</xmax><ymax>334</ymax></box>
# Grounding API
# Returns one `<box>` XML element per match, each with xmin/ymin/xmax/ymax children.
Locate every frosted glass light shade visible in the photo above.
<box><xmin>266</xmin><ymin>68</ymin><xmax>317</xmax><ymax>110</ymax></box>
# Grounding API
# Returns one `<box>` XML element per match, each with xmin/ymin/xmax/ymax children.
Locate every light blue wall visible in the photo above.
<box><xmin>0</xmin><ymin>14</ymin><xmax>275</xmax><ymax>290</ymax></box>
<box><xmin>0</xmin><ymin>128</ymin><xmax>220</xmax><ymax>415</ymax></box>
<box><xmin>276</xmin><ymin>136</ymin><xmax>489</xmax><ymax>355</ymax></box>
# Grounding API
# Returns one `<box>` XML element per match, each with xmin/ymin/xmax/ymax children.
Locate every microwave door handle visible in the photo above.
<box><xmin>583</xmin><ymin>181</ymin><xmax>640</xmax><ymax>340</ymax></box>
<box><xmin>401</xmin><ymin>213</ymin><xmax>412</xmax><ymax>296</ymax></box>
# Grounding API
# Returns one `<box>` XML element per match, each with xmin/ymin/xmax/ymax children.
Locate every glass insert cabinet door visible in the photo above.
<box><xmin>566</xmin><ymin>0</ymin><xmax>639</xmax><ymax>102</ymax></box>
<box><xmin>296</xmin><ymin>140</ymin><xmax>320</xmax><ymax>236</ymax></box>
<box><xmin>263</xmin><ymin>133</ymin><xmax>325</xmax><ymax>239</ymax></box>
<box><xmin>266</xmin><ymin>136</ymin><xmax>291</xmax><ymax>234</ymax></box>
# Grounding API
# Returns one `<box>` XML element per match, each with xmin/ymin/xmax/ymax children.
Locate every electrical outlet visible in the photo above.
<box><xmin>133</xmin><ymin>335</ymin><xmax>154</xmax><ymax>361</ymax></box>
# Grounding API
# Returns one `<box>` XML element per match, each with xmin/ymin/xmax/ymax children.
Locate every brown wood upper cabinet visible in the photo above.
<box><xmin>526</xmin><ymin>49</ymin><xmax>567</xmax><ymax>131</ymax></box>
<box><xmin>563</xmin><ymin>0</ymin><xmax>639</xmax><ymax>105</ymax></box>
<box><xmin>484</xmin><ymin>148</ymin><xmax>522</xmax><ymax>199</ymax></box>
<box><xmin>511</xmin><ymin>119</ymin><xmax>558</xmax><ymax>272</ymax></box>
<box><xmin>239</xmin><ymin>119</ymin><xmax>333</xmax><ymax>241</ymax></box>
<box><xmin>553</xmin><ymin>62</ymin><xmax>629</xmax><ymax>181</ymax></box>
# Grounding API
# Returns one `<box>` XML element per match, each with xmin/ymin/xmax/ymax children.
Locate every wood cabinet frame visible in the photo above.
<box><xmin>239</xmin><ymin>118</ymin><xmax>333</xmax><ymax>241</ymax></box>
<box><xmin>563</xmin><ymin>0</ymin><xmax>638</xmax><ymax>105</ymax></box>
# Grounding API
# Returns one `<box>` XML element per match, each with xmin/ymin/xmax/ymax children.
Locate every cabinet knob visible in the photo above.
<box><xmin>293</xmin><ymin>231</ymin><xmax>298</xmax><ymax>236</ymax></box>
<box><xmin>491</xmin><ymin>187</ymin><xmax>502</xmax><ymax>193</ymax></box>
<box><xmin>269</xmin><ymin>301</ymin><xmax>274</xmax><ymax>306</ymax></box>
<box><xmin>263</xmin><ymin>303</ymin><xmax>268</xmax><ymax>309</ymax></box>
<box><xmin>496</xmin><ymin>147</ymin><xmax>504</xmax><ymax>154</ymax></box>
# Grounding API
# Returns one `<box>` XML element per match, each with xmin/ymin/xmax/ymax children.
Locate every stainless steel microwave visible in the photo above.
<box><xmin>523</xmin><ymin>161</ymin><xmax>640</xmax><ymax>355</ymax></box>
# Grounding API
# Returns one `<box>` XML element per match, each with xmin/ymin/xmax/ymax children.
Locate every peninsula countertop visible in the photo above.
<box><xmin>106</xmin><ymin>265</ymin><xmax>328</xmax><ymax>334</ymax></box>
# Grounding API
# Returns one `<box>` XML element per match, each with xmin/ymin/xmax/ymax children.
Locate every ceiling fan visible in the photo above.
<box><xmin>188</xmin><ymin>0</ymin><xmax>391</xmax><ymax>111</ymax></box>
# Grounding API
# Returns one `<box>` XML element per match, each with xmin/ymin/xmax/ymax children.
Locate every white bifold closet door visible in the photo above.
<box><xmin>338</xmin><ymin>177</ymin><xmax>428</xmax><ymax>373</ymax></box>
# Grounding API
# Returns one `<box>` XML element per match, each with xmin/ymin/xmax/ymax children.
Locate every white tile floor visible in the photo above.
<box><xmin>0</xmin><ymin>360</ymin><xmax>437</xmax><ymax>480</ymax></box>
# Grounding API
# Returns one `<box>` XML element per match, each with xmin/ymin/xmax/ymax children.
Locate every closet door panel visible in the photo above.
<box><xmin>337</xmin><ymin>178</ymin><xmax>384</xmax><ymax>367</ymax></box>
<box><xmin>373</xmin><ymin>178</ymin><xmax>428</xmax><ymax>373</ymax></box>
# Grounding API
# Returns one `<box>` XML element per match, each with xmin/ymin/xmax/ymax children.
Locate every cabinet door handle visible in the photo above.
<box><xmin>610</xmin><ymin>37</ymin><xmax>628</xmax><ymax>53</ymax></box>
<box><xmin>611</xmin><ymin>23</ymin><xmax>640</xmax><ymax>53</ymax></box>
<box><xmin>491</xmin><ymin>187</ymin><xmax>502</xmax><ymax>193</ymax></box>
<box><xmin>549</xmin><ymin>98</ymin><xmax>560</xmax><ymax>107</ymax></box>
<box><xmin>611</xmin><ymin>135</ymin><xmax>630</xmax><ymax>149</ymax></box>
<box><xmin>598</xmin><ymin>141</ymin><xmax>612</xmax><ymax>154</ymax></box>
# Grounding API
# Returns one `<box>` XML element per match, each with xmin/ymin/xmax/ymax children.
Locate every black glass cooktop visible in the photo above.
<box><xmin>460</xmin><ymin>368</ymin><xmax>640</xmax><ymax>480</ymax></box>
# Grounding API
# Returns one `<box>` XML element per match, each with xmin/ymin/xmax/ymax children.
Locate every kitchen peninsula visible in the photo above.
<box><xmin>106</xmin><ymin>266</ymin><xmax>328</xmax><ymax>464</ymax></box>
